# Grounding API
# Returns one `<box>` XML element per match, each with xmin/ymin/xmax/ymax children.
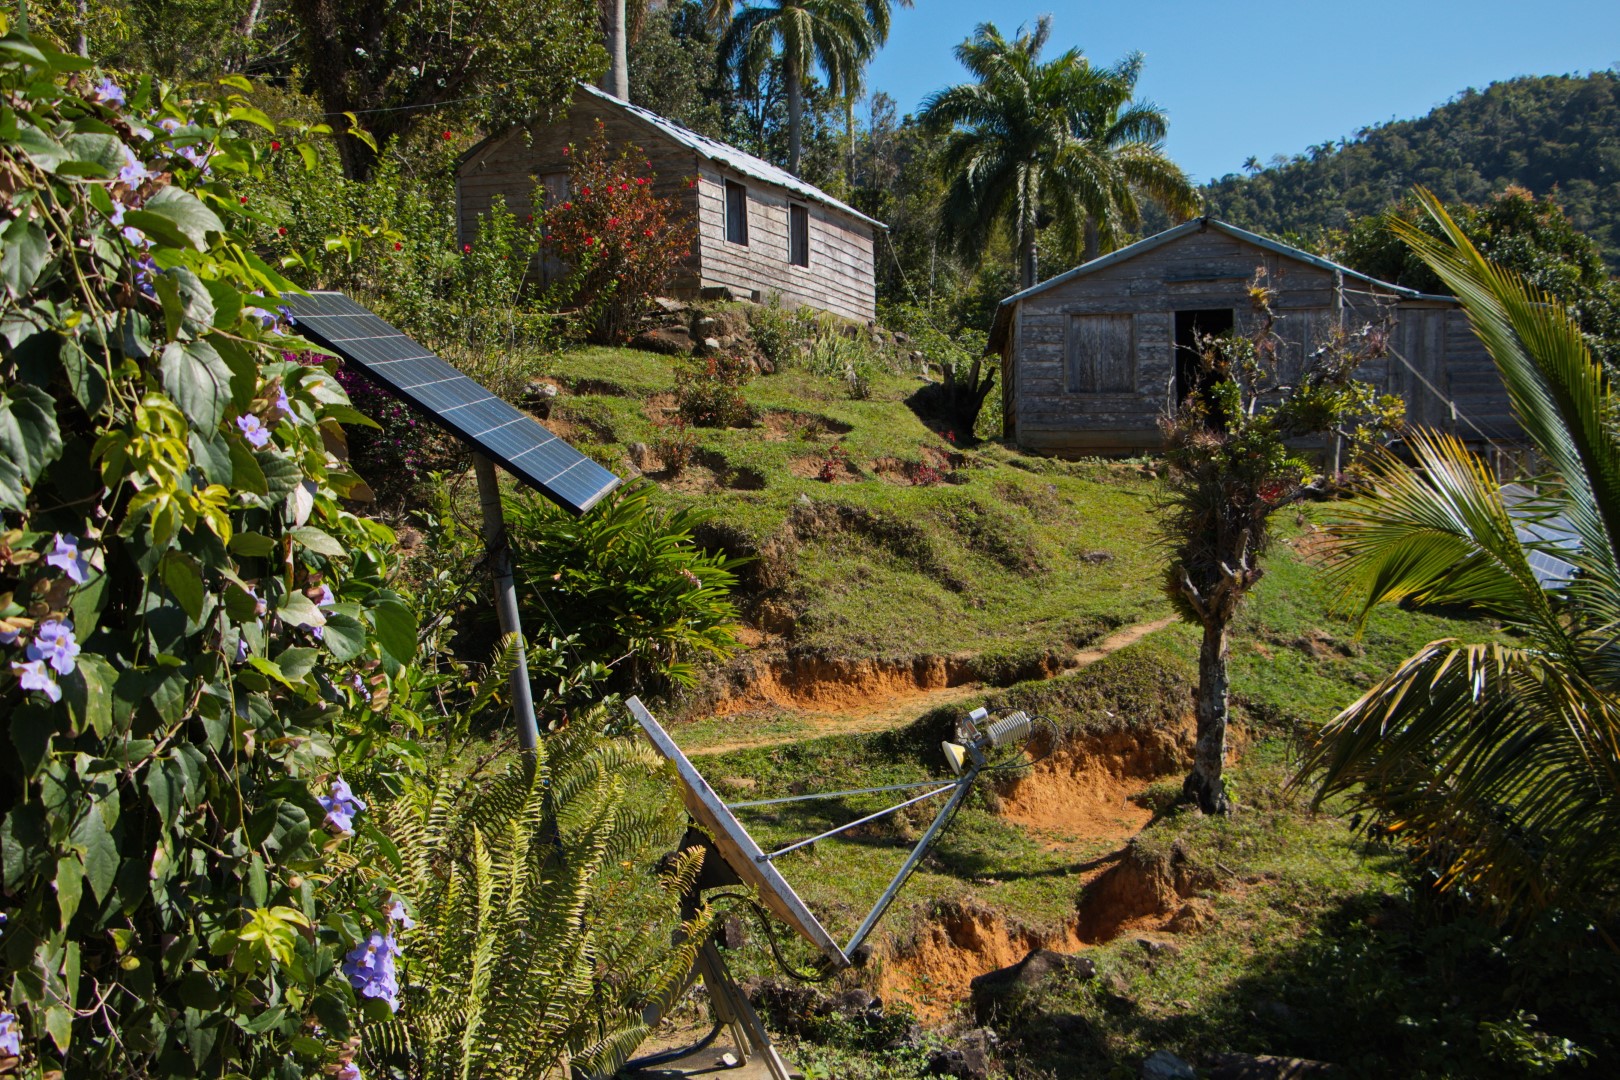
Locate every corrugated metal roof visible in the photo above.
<box><xmin>987</xmin><ymin>217</ymin><xmax>1456</xmax><ymax>352</ymax></box>
<box><xmin>573</xmin><ymin>84</ymin><xmax>885</xmax><ymax>229</ymax></box>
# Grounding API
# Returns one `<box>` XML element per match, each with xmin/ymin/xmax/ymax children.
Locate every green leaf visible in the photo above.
<box><xmin>1</xmin><ymin>217</ymin><xmax>49</xmax><ymax>298</ymax></box>
<box><xmin>246</xmin><ymin>656</ymin><xmax>293</xmax><ymax>688</ymax></box>
<box><xmin>275</xmin><ymin>646</ymin><xmax>319</xmax><ymax>682</ymax></box>
<box><xmin>226</xmin><ymin>105</ymin><xmax>275</xmax><ymax>131</ymax></box>
<box><xmin>289</xmin><ymin>526</ymin><xmax>345</xmax><ymax>558</ymax></box>
<box><xmin>55</xmin><ymin>854</ymin><xmax>84</xmax><ymax>927</ymax></box>
<box><xmin>64</xmin><ymin>654</ymin><xmax>116</xmax><ymax>738</ymax></box>
<box><xmin>228</xmin><ymin>438</ymin><xmax>268</xmax><ymax>496</ymax></box>
<box><xmin>125</xmin><ymin>187</ymin><xmax>225</xmax><ymax>251</ymax></box>
<box><xmin>60</xmin><ymin>132</ymin><xmax>127</xmax><ymax>178</ymax></box>
<box><xmin>212</xmin><ymin>335</ymin><xmax>259</xmax><ymax>411</ymax></box>
<box><xmin>159</xmin><ymin>340</ymin><xmax>233</xmax><ymax>430</ymax></box>
<box><xmin>59</xmin><ymin>338</ymin><xmax>108</xmax><ymax>415</ymax></box>
<box><xmin>319</xmin><ymin>612</ymin><xmax>366</xmax><ymax>661</ymax></box>
<box><xmin>12</xmin><ymin>120</ymin><xmax>67</xmax><ymax>172</ymax></box>
<box><xmin>0</xmin><ymin>382</ymin><xmax>62</xmax><ymax>510</ymax></box>
<box><xmin>154</xmin><ymin>266</ymin><xmax>216</xmax><ymax>340</ymax></box>
<box><xmin>203</xmin><ymin>278</ymin><xmax>244</xmax><ymax>331</ymax></box>
<box><xmin>368</xmin><ymin>598</ymin><xmax>417</xmax><ymax>669</ymax></box>
<box><xmin>73</xmin><ymin>804</ymin><xmax>119</xmax><ymax>904</ymax></box>
<box><xmin>276</xmin><ymin>591</ymin><xmax>325</xmax><ymax>632</ymax></box>
<box><xmin>161</xmin><ymin>550</ymin><xmax>206</xmax><ymax>622</ymax></box>
<box><xmin>45</xmin><ymin>1004</ymin><xmax>72</xmax><ymax>1053</ymax></box>
<box><xmin>257</xmin><ymin>449</ymin><xmax>303</xmax><ymax>500</ymax></box>
<box><xmin>228</xmin><ymin>532</ymin><xmax>277</xmax><ymax>558</ymax></box>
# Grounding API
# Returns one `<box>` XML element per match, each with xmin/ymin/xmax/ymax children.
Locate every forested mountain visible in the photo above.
<box><xmin>1202</xmin><ymin>71</ymin><xmax>1620</xmax><ymax>270</ymax></box>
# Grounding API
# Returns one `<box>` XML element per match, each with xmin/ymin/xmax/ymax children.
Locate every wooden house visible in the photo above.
<box><xmin>988</xmin><ymin>218</ymin><xmax>1515</xmax><ymax>455</ymax></box>
<box><xmin>454</xmin><ymin>84</ymin><xmax>884</xmax><ymax>323</ymax></box>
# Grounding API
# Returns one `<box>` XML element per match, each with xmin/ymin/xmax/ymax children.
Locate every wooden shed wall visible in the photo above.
<box><xmin>454</xmin><ymin>91</ymin><xmax>877</xmax><ymax>322</ymax></box>
<box><xmin>692</xmin><ymin>164</ymin><xmax>876</xmax><ymax>322</ymax></box>
<box><xmin>1009</xmin><ymin>226</ymin><xmax>1513</xmax><ymax>455</ymax></box>
<box><xmin>455</xmin><ymin>94</ymin><xmax>704</xmax><ymax>292</ymax></box>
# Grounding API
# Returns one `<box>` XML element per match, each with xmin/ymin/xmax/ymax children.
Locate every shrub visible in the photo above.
<box><xmin>748</xmin><ymin>295</ymin><xmax>818</xmax><ymax>369</ymax></box>
<box><xmin>652</xmin><ymin>416</ymin><xmax>699</xmax><ymax>475</ymax></box>
<box><xmin>0</xmin><ymin>46</ymin><xmax>418</xmax><ymax>1076</ymax></box>
<box><xmin>505</xmin><ymin>488</ymin><xmax>744</xmax><ymax>691</ymax></box>
<box><xmin>675</xmin><ymin>351</ymin><xmax>755</xmax><ymax>427</ymax></box>
<box><xmin>542</xmin><ymin>120</ymin><xmax>694</xmax><ymax>344</ymax></box>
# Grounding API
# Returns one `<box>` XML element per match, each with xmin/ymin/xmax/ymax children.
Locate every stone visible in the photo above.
<box><xmin>630</xmin><ymin>326</ymin><xmax>693</xmax><ymax>355</ymax></box>
<box><xmin>893</xmin><ymin>331</ymin><xmax>911</xmax><ymax>345</ymax></box>
<box><xmin>1206</xmin><ymin>1052</ymin><xmax>1344</xmax><ymax>1079</ymax></box>
<box><xmin>1141</xmin><ymin>1049</ymin><xmax>1197</xmax><ymax>1080</ymax></box>
<box><xmin>652</xmin><ymin>296</ymin><xmax>689</xmax><ymax>315</ymax></box>
<box><xmin>693</xmin><ymin>316</ymin><xmax>720</xmax><ymax>335</ymax></box>
<box><xmin>701</xmin><ymin>337</ymin><xmax>722</xmax><ymax>352</ymax></box>
<box><xmin>1136</xmin><ymin>937</ymin><xmax>1181</xmax><ymax>959</ymax></box>
<box><xmin>925</xmin><ymin>1047</ymin><xmax>990</xmax><ymax>1080</ymax></box>
<box><xmin>717</xmin><ymin>914</ymin><xmax>749</xmax><ymax>950</ymax></box>
<box><xmin>969</xmin><ymin>948</ymin><xmax>1096</xmax><ymax>1024</ymax></box>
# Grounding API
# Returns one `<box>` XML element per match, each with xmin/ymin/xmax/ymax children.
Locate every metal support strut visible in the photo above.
<box><xmin>472</xmin><ymin>453</ymin><xmax>539</xmax><ymax>752</ymax></box>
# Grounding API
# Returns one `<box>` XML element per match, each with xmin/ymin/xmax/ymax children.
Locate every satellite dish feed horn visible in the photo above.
<box><xmin>624</xmin><ymin>696</ymin><xmax>1041</xmax><ymax>1077</ymax></box>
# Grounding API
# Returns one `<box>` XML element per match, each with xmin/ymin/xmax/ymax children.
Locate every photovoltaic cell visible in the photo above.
<box><xmin>281</xmin><ymin>292</ymin><xmax>620</xmax><ymax>515</ymax></box>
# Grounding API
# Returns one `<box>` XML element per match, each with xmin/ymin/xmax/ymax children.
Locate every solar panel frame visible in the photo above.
<box><xmin>281</xmin><ymin>291</ymin><xmax>620</xmax><ymax>516</ymax></box>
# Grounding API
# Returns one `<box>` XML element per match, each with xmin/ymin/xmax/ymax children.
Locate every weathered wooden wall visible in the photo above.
<box><xmin>1008</xmin><ymin>225</ymin><xmax>1514</xmax><ymax>455</ymax></box>
<box><xmin>455</xmin><ymin>90</ymin><xmax>878</xmax><ymax>322</ymax></box>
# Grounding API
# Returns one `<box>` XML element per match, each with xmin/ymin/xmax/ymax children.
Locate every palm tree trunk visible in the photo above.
<box><xmin>1084</xmin><ymin>218</ymin><xmax>1099</xmax><ymax>262</ymax></box>
<box><xmin>787</xmin><ymin>55</ymin><xmax>804</xmax><ymax>176</ymax></box>
<box><xmin>1018</xmin><ymin>183</ymin><xmax>1037</xmax><ymax>290</ymax></box>
<box><xmin>1184</xmin><ymin>620</ymin><xmax>1232</xmax><ymax>814</ymax></box>
<box><xmin>601</xmin><ymin>0</ymin><xmax>629</xmax><ymax>100</ymax></box>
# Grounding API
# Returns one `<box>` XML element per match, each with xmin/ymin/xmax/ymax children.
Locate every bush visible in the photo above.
<box><xmin>0</xmin><ymin>46</ymin><xmax>419</xmax><ymax>1076</ymax></box>
<box><xmin>749</xmin><ymin>295</ymin><xmax>819</xmax><ymax>369</ymax></box>
<box><xmin>652</xmin><ymin>416</ymin><xmax>699</xmax><ymax>475</ymax></box>
<box><xmin>676</xmin><ymin>351</ymin><xmax>756</xmax><ymax>426</ymax></box>
<box><xmin>542</xmin><ymin>120</ymin><xmax>695</xmax><ymax>344</ymax></box>
<box><xmin>505</xmin><ymin>488</ymin><xmax>744</xmax><ymax>691</ymax></box>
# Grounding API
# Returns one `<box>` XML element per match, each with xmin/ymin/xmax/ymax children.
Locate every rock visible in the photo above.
<box><xmin>925</xmin><ymin>1047</ymin><xmax>990</xmax><ymax>1080</ymax></box>
<box><xmin>715</xmin><ymin>775</ymin><xmax>758</xmax><ymax>793</ymax></box>
<box><xmin>1207</xmin><ymin>1052</ymin><xmax>1344</xmax><ymax>1079</ymax></box>
<box><xmin>882</xmin><ymin>1022</ymin><xmax>924</xmax><ymax>1051</ymax></box>
<box><xmin>969</xmin><ymin>947</ymin><xmax>1096</xmax><ymax>1024</ymax></box>
<box><xmin>652</xmin><ymin>296</ymin><xmax>689</xmax><ymax>315</ymax></box>
<box><xmin>693</xmin><ymin>316</ymin><xmax>720</xmax><ymax>335</ymax></box>
<box><xmin>833</xmin><ymin>988</ymin><xmax>881</xmax><ymax>1020</ymax></box>
<box><xmin>1141</xmin><ymin>1049</ymin><xmax>1197</xmax><ymax>1080</ymax></box>
<box><xmin>893</xmin><ymin>331</ymin><xmax>911</xmax><ymax>345</ymax></box>
<box><xmin>630</xmin><ymin>326</ymin><xmax>693</xmax><ymax>355</ymax></box>
<box><xmin>717</xmin><ymin>914</ymin><xmax>748</xmax><ymax>950</ymax></box>
<box><xmin>1136</xmin><ymin>937</ymin><xmax>1181</xmax><ymax>959</ymax></box>
<box><xmin>701</xmin><ymin>337</ymin><xmax>722</xmax><ymax>353</ymax></box>
<box><xmin>1079</xmin><ymin>549</ymin><xmax>1114</xmax><ymax>564</ymax></box>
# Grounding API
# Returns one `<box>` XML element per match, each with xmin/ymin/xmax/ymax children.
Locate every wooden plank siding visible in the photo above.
<box><xmin>455</xmin><ymin>89</ymin><xmax>877</xmax><ymax>322</ymax></box>
<box><xmin>1004</xmin><ymin>221</ymin><xmax>1517</xmax><ymax>456</ymax></box>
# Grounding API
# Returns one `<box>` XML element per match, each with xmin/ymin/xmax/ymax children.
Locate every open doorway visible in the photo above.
<box><xmin>1174</xmin><ymin>308</ymin><xmax>1235</xmax><ymax>404</ymax></box>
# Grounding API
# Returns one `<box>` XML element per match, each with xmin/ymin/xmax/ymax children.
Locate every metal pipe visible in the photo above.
<box><xmin>472</xmin><ymin>453</ymin><xmax>539</xmax><ymax>752</ymax></box>
<box><xmin>844</xmin><ymin>768</ymin><xmax>979</xmax><ymax>957</ymax></box>
<box><xmin>727</xmin><ymin>778</ymin><xmax>954</xmax><ymax>809</ymax></box>
<box><xmin>757</xmin><ymin>785</ymin><xmax>957</xmax><ymax>862</ymax></box>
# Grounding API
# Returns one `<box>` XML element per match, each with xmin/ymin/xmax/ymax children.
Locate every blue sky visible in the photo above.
<box><xmin>862</xmin><ymin>0</ymin><xmax>1620</xmax><ymax>183</ymax></box>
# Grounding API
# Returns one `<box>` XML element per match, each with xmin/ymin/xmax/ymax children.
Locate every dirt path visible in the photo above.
<box><xmin>688</xmin><ymin>616</ymin><xmax>1178</xmax><ymax>756</ymax></box>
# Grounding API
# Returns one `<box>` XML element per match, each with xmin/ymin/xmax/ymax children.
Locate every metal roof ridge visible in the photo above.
<box><xmin>575</xmin><ymin>83</ymin><xmax>886</xmax><ymax>229</ymax></box>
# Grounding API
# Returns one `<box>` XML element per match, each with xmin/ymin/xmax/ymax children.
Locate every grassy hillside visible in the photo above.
<box><xmin>1201</xmin><ymin>71</ymin><xmax>1620</xmax><ymax>270</ymax></box>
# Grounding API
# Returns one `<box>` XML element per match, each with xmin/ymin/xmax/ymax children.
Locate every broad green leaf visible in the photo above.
<box><xmin>1</xmin><ymin>217</ymin><xmax>49</xmax><ymax>298</ymax></box>
<box><xmin>154</xmin><ymin>266</ymin><xmax>216</xmax><ymax>340</ymax></box>
<box><xmin>125</xmin><ymin>186</ymin><xmax>224</xmax><ymax>251</ymax></box>
<box><xmin>256</xmin><ymin>449</ymin><xmax>302</xmax><ymax>500</ymax></box>
<box><xmin>72</xmin><ymin>804</ymin><xmax>119</xmax><ymax>903</ymax></box>
<box><xmin>45</xmin><ymin>1004</ymin><xmax>72</xmax><ymax>1053</ymax></box>
<box><xmin>0</xmin><ymin>382</ymin><xmax>62</xmax><ymax>510</ymax></box>
<box><xmin>159</xmin><ymin>340</ymin><xmax>233</xmax><ymax>430</ymax></box>
<box><xmin>275</xmin><ymin>646</ymin><xmax>319</xmax><ymax>682</ymax></box>
<box><xmin>64</xmin><ymin>654</ymin><xmax>116</xmax><ymax>738</ymax></box>
<box><xmin>289</xmin><ymin>526</ymin><xmax>345</xmax><ymax>558</ymax></box>
<box><xmin>246</xmin><ymin>656</ymin><xmax>293</xmax><ymax>688</ymax></box>
<box><xmin>212</xmin><ymin>335</ymin><xmax>259</xmax><ymax>410</ymax></box>
<box><xmin>161</xmin><ymin>550</ymin><xmax>205</xmax><ymax>621</ymax></box>
<box><xmin>319</xmin><ymin>612</ymin><xmax>366</xmax><ymax>662</ymax></box>
<box><xmin>229</xmin><ymin>438</ymin><xmax>268</xmax><ymax>496</ymax></box>
<box><xmin>55</xmin><ymin>854</ymin><xmax>83</xmax><ymax>927</ymax></box>
<box><xmin>60</xmin><ymin>132</ymin><xmax>126</xmax><ymax>177</ymax></box>
<box><xmin>367</xmin><ymin>598</ymin><xmax>417</xmax><ymax>669</ymax></box>
<box><xmin>13</xmin><ymin>119</ymin><xmax>67</xmax><ymax>171</ymax></box>
<box><xmin>228</xmin><ymin>532</ymin><xmax>277</xmax><ymax>558</ymax></box>
<box><xmin>276</xmin><ymin>591</ymin><xmax>324</xmax><ymax>631</ymax></box>
<box><xmin>59</xmin><ymin>338</ymin><xmax>108</xmax><ymax>415</ymax></box>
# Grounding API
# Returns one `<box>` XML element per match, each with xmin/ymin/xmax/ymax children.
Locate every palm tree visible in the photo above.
<box><xmin>711</xmin><ymin>0</ymin><xmax>876</xmax><ymax>175</ymax></box>
<box><xmin>919</xmin><ymin>19</ymin><xmax>1199</xmax><ymax>291</ymax></box>
<box><xmin>1301</xmin><ymin>191</ymin><xmax>1620</xmax><ymax>921</ymax></box>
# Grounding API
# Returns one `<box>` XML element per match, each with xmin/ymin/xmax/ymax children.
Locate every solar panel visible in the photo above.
<box><xmin>1501</xmin><ymin>483</ymin><xmax>1580</xmax><ymax>589</ymax></box>
<box><xmin>627</xmin><ymin>696</ymin><xmax>852</xmax><ymax>970</ymax></box>
<box><xmin>281</xmin><ymin>292</ymin><xmax>621</xmax><ymax>516</ymax></box>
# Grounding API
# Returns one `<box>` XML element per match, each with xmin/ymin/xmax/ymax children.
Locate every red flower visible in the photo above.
<box><xmin>636</xmin><ymin>177</ymin><xmax>647</xmax><ymax>185</ymax></box>
<box><xmin>687</xmin><ymin>178</ymin><xmax>696</xmax><ymax>188</ymax></box>
<box><xmin>393</xmin><ymin>241</ymin><xmax>402</xmax><ymax>251</ymax></box>
<box><xmin>643</xmin><ymin>228</ymin><xmax>654</xmax><ymax>237</ymax></box>
<box><xmin>562</xmin><ymin>146</ymin><xmax>571</xmax><ymax>156</ymax></box>
<box><xmin>239</xmin><ymin>195</ymin><xmax>248</xmax><ymax>205</ymax></box>
<box><xmin>584</xmin><ymin>236</ymin><xmax>595</xmax><ymax>246</ymax></box>
<box><xmin>561</xmin><ymin>201</ymin><xmax>572</xmax><ymax>210</ymax></box>
<box><xmin>462</xmin><ymin>243</ymin><xmax>471</xmax><ymax>253</ymax></box>
<box><xmin>277</xmin><ymin>226</ymin><xmax>287</xmax><ymax>236</ymax></box>
<box><xmin>270</xmin><ymin>139</ymin><xmax>281</xmax><ymax>151</ymax></box>
<box><xmin>582</xmin><ymin>186</ymin><xmax>591</xmax><ymax>195</ymax></box>
<box><xmin>608</xmin><ymin>216</ymin><xmax>619</xmax><ymax>227</ymax></box>
<box><xmin>442</xmin><ymin>130</ymin><xmax>453</xmax><ymax>141</ymax></box>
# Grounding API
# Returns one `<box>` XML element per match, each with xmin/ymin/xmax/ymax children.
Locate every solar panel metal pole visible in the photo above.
<box><xmin>473</xmin><ymin>453</ymin><xmax>540</xmax><ymax>752</ymax></box>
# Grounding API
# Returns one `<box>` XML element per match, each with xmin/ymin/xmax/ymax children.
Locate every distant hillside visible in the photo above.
<box><xmin>1201</xmin><ymin>72</ymin><xmax>1620</xmax><ymax>271</ymax></box>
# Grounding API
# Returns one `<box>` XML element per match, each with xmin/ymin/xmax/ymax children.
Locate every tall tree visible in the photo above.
<box><xmin>287</xmin><ymin>0</ymin><xmax>603</xmax><ymax>180</ymax></box>
<box><xmin>711</xmin><ymin>0</ymin><xmax>875</xmax><ymax>175</ymax></box>
<box><xmin>1303</xmin><ymin>193</ymin><xmax>1620</xmax><ymax>920</ymax></box>
<box><xmin>919</xmin><ymin>18</ymin><xmax>1199</xmax><ymax>290</ymax></box>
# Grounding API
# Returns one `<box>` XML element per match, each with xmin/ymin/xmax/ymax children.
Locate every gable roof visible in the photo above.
<box><xmin>460</xmin><ymin>84</ymin><xmax>884</xmax><ymax>230</ymax></box>
<box><xmin>989</xmin><ymin>217</ymin><xmax>1454</xmax><ymax>350</ymax></box>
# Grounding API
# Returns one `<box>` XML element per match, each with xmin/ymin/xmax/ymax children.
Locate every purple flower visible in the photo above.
<box><xmin>157</xmin><ymin>117</ymin><xmax>181</xmax><ymax>134</ymax></box>
<box><xmin>0</xmin><ymin>626</ymin><xmax>19</xmax><ymax>646</ymax></box>
<box><xmin>342</xmin><ymin>932</ymin><xmax>400</xmax><ymax>1011</ymax></box>
<box><xmin>27</xmin><ymin>619</ymin><xmax>79</xmax><ymax>676</ymax></box>
<box><xmin>177</xmin><ymin>144</ymin><xmax>212</xmax><ymax>174</ymax></box>
<box><xmin>117</xmin><ymin>145</ymin><xmax>150</xmax><ymax>187</ymax></box>
<box><xmin>318</xmin><ymin>777</ymin><xmax>367</xmax><ymax>837</ymax></box>
<box><xmin>274</xmin><ymin>388</ymin><xmax>293</xmax><ymax>420</ymax></box>
<box><xmin>12</xmin><ymin>659</ymin><xmax>61</xmax><ymax>703</ymax></box>
<box><xmin>235</xmin><ymin>634</ymin><xmax>249</xmax><ymax>662</ymax></box>
<box><xmin>237</xmin><ymin>413</ymin><xmax>271</xmax><ymax>449</ymax></box>
<box><xmin>0</xmin><ymin>1011</ymin><xmax>18</xmax><ymax>1057</ymax></box>
<box><xmin>245</xmin><ymin>584</ymin><xmax>268</xmax><ymax>617</ymax></box>
<box><xmin>336</xmin><ymin>1064</ymin><xmax>362</xmax><ymax>1080</ymax></box>
<box><xmin>94</xmin><ymin>77</ymin><xmax>125</xmax><ymax>105</ymax></box>
<box><xmin>46</xmin><ymin>533</ymin><xmax>93</xmax><ymax>584</ymax></box>
<box><xmin>347</xmin><ymin>671</ymin><xmax>371</xmax><ymax>701</ymax></box>
<box><xmin>134</xmin><ymin>254</ymin><xmax>157</xmax><ymax>295</ymax></box>
<box><xmin>315</xmin><ymin>584</ymin><xmax>336</xmax><ymax>607</ymax></box>
<box><xmin>386</xmin><ymin>899</ymin><xmax>415</xmax><ymax>930</ymax></box>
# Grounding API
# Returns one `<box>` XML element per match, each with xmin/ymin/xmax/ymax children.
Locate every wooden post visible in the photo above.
<box><xmin>473</xmin><ymin>453</ymin><xmax>540</xmax><ymax>752</ymax></box>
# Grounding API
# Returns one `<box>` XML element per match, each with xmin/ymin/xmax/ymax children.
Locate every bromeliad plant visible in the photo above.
<box><xmin>0</xmin><ymin>29</ymin><xmax>417</xmax><ymax>1078</ymax></box>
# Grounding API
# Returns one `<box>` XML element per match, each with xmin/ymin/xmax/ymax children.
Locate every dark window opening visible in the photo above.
<box><xmin>725</xmin><ymin>180</ymin><xmax>748</xmax><ymax>245</ymax></box>
<box><xmin>1173</xmin><ymin>308</ymin><xmax>1235</xmax><ymax>405</ymax></box>
<box><xmin>789</xmin><ymin>204</ymin><xmax>809</xmax><ymax>266</ymax></box>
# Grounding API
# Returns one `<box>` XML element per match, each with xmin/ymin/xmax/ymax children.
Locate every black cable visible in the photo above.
<box><xmin>702</xmin><ymin>891</ymin><xmax>840</xmax><ymax>984</ymax></box>
<box><xmin>622</xmin><ymin>1021</ymin><xmax>725</xmax><ymax>1070</ymax></box>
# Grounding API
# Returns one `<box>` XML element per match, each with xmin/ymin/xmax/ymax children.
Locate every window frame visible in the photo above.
<box><xmin>724</xmin><ymin>179</ymin><xmax>749</xmax><ymax>246</ymax></box>
<box><xmin>788</xmin><ymin>203</ymin><xmax>810</xmax><ymax>267</ymax></box>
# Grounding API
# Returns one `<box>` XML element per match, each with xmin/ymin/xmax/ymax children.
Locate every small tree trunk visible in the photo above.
<box><xmin>601</xmin><ymin>0</ymin><xmax>629</xmax><ymax>100</ymax></box>
<box><xmin>1084</xmin><ymin>218</ymin><xmax>1100</xmax><ymax>262</ymax></box>
<box><xmin>1018</xmin><ymin>221</ymin><xmax>1037</xmax><ymax>292</ymax></box>
<box><xmin>786</xmin><ymin>57</ymin><xmax>804</xmax><ymax>176</ymax></box>
<box><xmin>844</xmin><ymin>96</ymin><xmax>855</xmax><ymax>188</ymax></box>
<box><xmin>1183</xmin><ymin>619</ymin><xmax>1232</xmax><ymax>814</ymax></box>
